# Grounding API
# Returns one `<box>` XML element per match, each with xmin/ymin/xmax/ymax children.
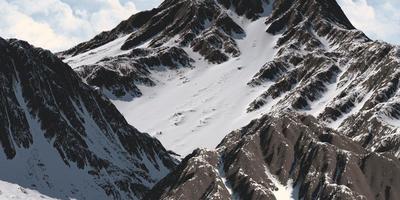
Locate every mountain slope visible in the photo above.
<box><xmin>50</xmin><ymin>0</ymin><xmax>400</xmax><ymax>199</ymax></box>
<box><xmin>248</xmin><ymin>0</ymin><xmax>400</xmax><ymax>158</ymax></box>
<box><xmin>61</xmin><ymin>0</ymin><xmax>400</xmax><ymax>160</ymax></box>
<box><xmin>145</xmin><ymin>112</ymin><xmax>400</xmax><ymax>200</ymax></box>
<box><xmin>61</xmin><ymin>0</ymin><xmax>278</xmax><ymax>155</ymax></box>
<box><xmin>0</xmin><ymin>38</ymin><xmax>176</xmax><ymax>200</ymax></box>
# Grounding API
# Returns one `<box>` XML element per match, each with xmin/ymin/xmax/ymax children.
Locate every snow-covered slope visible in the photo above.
<box><xmin>63</xmin><ymin>0</ymin><xmax>279</xmax><ymax>156</ymax></box>
<box><xmin>0</xmin><ymin>38</ymin><xmax>176</xmax><ymax>200</ymax></box>
<box><xmin>0</xmin><ymin>180</ymin><xmax>57</xmax><ymax>200</ymax></box>
<box><xmin>112</xmin><ymin>12</ymin><xmax>279</xmax><ymax>155</ymax></box>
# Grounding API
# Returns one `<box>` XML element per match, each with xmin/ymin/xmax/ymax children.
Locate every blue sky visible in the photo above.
<box><xmin>337</xmin><ymin>0</ymin><xmax>400</xmax><ymax>44</ymax></box>
<box><xmin>0</xmin><ymin>0</ymin><xmax>398</xmax><ymax>51</ymax></box>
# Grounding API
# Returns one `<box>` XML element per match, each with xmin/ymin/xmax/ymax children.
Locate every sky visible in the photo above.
<box><xmin>0</xmin><ymin>0</ymin><xmax>398</xmax><ymax>52</ymax></box>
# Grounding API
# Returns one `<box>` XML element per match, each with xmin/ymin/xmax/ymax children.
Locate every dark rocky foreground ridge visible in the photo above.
<box><xmin>0</xmin><ymin>37</ymin><xmax>176</xmax><ymax>199</ymax></box>
<box><xmin>145</xmin><ymin>112</ymin><xmax>400</xmax><ymax>200</ymax></box>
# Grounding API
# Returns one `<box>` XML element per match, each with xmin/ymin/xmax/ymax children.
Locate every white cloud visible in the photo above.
<box><xmin>0</xmin><ymin>0</ymin><xmax>138</xmax><ymax>51</ymax></box>
<box><xmin>337</xmin><ymin>0</ymin><xmax>400</xmax><ymax>44</ymax></box>
<box><xmin>89</xmin><ymin>0</ymin><xmax>137</xmax><ymax>32</ymax></box>
<box><xmin>0</xmin><ymin>0</ymin><xmax>80</xmax><ymax>50</ymax></box>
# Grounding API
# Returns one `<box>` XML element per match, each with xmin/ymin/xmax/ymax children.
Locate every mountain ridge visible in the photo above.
<box><xmin>0</xmin><ymin>37</ymin><xmax>176</xmax><ymax>199</ymax></box>
<box><xmin>1</xmin><ymin>0</ymin><xmax>399</xmax><ymax>199</ymax></box>
<box><xmin>60</xmin><ymin>0</ymin><xmax>400</xmax><ymax>158</ymax></box>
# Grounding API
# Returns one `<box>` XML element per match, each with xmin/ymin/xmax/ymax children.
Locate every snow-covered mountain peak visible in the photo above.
<box><xmin>58</xmin><ymin>0</ymin><xmax>384</xmax><ymax>156</ymax></box>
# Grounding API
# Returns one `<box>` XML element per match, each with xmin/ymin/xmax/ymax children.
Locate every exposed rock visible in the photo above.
<box><xmin>146</xmin><ymin>113</ymin><xmax>400</xmax><ymax>200</ymax></box>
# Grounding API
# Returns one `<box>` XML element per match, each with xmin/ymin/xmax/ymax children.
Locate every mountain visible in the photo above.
<box><xmin>57</xmin><ymin>0</ymin><xmax>400</xmax><ymax>199</ymax></box>
<box><xmin>145</xmin><ymin>112</ymin><xmax>400</xmax><ymax>200</ymax></box>
<box><xmin>0</xmin><ymin>38</ymin><xmax>176</xmax><ymax>200</ymax></box>
<box><xmin>60</xmin><ymin>0</ymin><xmax>279</xmax><ymax>154</ymax></box>
<box><xmin>61</xmin><ymin>0</ymin><xmax>400</xmax><ymax>158</ymax></box>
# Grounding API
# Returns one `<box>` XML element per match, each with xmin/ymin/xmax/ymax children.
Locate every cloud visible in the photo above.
<box><xmin>337</xmin><ymin>0</ymin><xmax>400</xmax><ymax>45</ymax></box>
<box><xmin>89</xmin><ymin>0</ymin><xmax>137</xmax><ymax>32</ymax></box>
<box><xmin>0</xmin><ymin>0</ymin><xmax>138</xmax><ymax>51</ymax></box>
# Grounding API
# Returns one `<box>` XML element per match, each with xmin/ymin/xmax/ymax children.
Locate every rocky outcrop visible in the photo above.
<box><xmin>146</xmin><ymin>113</ymin><xmax>400</xmax><ymax>200</ymax></box>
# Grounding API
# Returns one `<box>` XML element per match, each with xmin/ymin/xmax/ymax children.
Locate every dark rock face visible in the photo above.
<box><xmin>146</xmin><ymin>113</ymin><xmax>400</xmax><ymax>200</ymax></box>
<box><xmin>0</xmin><ymin>38</ymin><xmax>176</xmax><ymax>199</ymax></box>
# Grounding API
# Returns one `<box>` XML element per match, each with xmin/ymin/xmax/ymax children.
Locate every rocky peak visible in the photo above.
<box><xmin>267</xmin><ymin>0</ymin><xmax>355</xmax><ymax>33</ymax></box>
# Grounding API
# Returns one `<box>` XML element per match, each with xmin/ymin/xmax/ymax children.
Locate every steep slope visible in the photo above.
<box><xmin>247</xmin><ymin>0</ymin><xmax>400</xmax><ymax>158</ymax></box>
<box><xmin>0</xmin><ymin>38</ymin><xmax>176</xmax><ymax>200</ymax></box>
<box><xmin>145</xmin><ymin>112</ymin><xmax>400</xmax><ymax>200</ymax></box>
<box><xmin>61</xmin><ymin>0</ymin><xmax>400</xmax><ymax>160</ymax></box>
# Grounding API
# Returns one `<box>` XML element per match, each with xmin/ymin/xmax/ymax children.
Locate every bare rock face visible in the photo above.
<box><xmin>145</xmin><ymin>113</ymin><xmax>400</xmax><ymax>200</ymax></box>
<box><xmin>0</xmin><ymin>38</ymin><xmax>177</xmax><ymax>199</ymax></box>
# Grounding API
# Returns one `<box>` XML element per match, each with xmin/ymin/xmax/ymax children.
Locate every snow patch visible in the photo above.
<box><xmin>0</xmin><ymin>180</ymin><xmax>58</xmax><ymax>200</ymax></box>
<box><xmin>264</xmin><ymin>167</ymin><xmax>298</xmax><ymax>200</ymax></box>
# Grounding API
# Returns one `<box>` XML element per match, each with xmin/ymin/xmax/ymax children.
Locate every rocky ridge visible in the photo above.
<box><xmin>247</xmin><ymin>0</ymin><xmax>400</xmax><ymax>158</ymax></box>
<box><xmin>0</xmin><ymin>38</ymin><xmax>176</xmax><ymax>199</ymax></box>
<box><xmin>146</xmin><ymin>112</ymin><xmax>400</xmax><ymax>200</ymax></box>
